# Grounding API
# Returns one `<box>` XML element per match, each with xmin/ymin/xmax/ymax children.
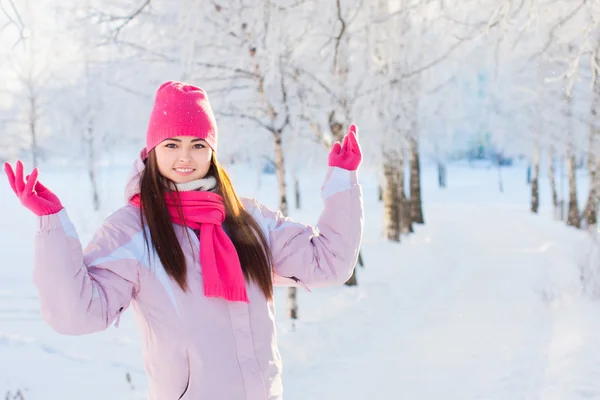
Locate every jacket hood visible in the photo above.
<box><xmin>124</xmin><ymin>148</ymin><xmax>147</xmax><ymax>204</ymax></box>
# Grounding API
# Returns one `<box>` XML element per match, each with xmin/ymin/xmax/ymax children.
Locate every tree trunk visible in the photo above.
<box><xmin>274</xmin><ymin>134</ymin><xmax>289</xmax><ymax>217</ymax></box>
<box><xmin>548</xmin><ymin>144</ymin><xmax>558</xmax><ymax>212</ymax></box>
<box><xmin>584</xmin><ymin>136</ymin><xmax>599</xmax><ymax>228</ymax></box>
<box><xmin>437</xmin><ymin>162</ymin><xmax>446</xmax><ymax>188</ymax></box>
<box><xmin>531</xmin><ymin>140</ymin><xmax>540</xmax><ymax>214</ymax></box>
<box><xmin>565</xmin><ymin>87</ymin><xmax>580</xmax><ymax>228</ymax></box>
<box><xmin>382</xmin><ymin>151</ymin><xmax>400</xmax><ymax>242</ymax></box>
<box><xmin>409</xmin><ymin>136</ymin><xmax>424</xmax><ymax>224</ymax></box>
<box><xmin>28</xmin><ymin>90</ymin><xmax>38</xmax><ymax>168</ymax></box>
<box><xmin>344</xmin><ymin>270</ymin><xmax>357</xmax><ymax>286</ymax></box>
<box><xmin>496</xmin><ymin>153</ymin><xmax>504</xmax><ymax>193</ymax></box>
<box><xmin>399</xmin><ymin>145</ymin><xmax>413</xmax><ymax>235</ymax></box>
<box><xmin>583</xmin><ymin>110</ymin><xmax>600</xmax><ymax>227</ymax></box>
<box><xmin>293</xmin><ymin>169</ymin><xmax>300</xmax><ymax>210</ymax></box>
<box><xmin>287</xmin><ymin>287</ymin><xmax>297</xmax><ymax>321</ymax></box>
<box><xmin>584</xmin><ymin>44</ymin><xmax>600</xmax><ymax>228</ymax></box>
<box><xmin>401</xmin><ymin>192</ymin><xmax>412</xmax><ymax>235</ymax></box>
<box><xmin>85</xmin><ymin>118</ymin><xmax>100</xmax><ymax>211</ymax></box>
<box><xmin>566</xmin><ymin>145</ymin><xmax>580</xmax><ymax>228</ymax></box>
<box><xmin>274</xmin><ymin>133</ymin><xmax>296</xmax><ymax>319</ymax></box>
<box><xmin>82</xmin><ymin>56</ymin><xmax>100</xmax><ymax>212</ymax></box>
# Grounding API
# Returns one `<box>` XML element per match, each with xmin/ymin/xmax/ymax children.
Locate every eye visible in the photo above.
<box><xmin>194</xmin><ymin>143</ymin><xmax>205</xmax><ymax>149</ymax></box>
<box><xmin>165</xmin><ymin>143</ymin><xmax>177</xmax><ymax>149</ymax></box>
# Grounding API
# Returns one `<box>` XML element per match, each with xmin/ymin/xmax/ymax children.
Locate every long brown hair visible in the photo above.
<box><xmin>139</xmin><ymin>150</ymin><xmax>274</xmax><ymax>299</ymax></box>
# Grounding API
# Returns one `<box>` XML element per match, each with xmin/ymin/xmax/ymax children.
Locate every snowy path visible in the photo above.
<box><xmin>279</xmin><ymin>203</ymin><xmax>600</xmax><ymax>400</ymax></box>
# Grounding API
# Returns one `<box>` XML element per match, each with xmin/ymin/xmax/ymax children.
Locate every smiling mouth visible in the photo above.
<box><xmin>174</xmin><ymin>168</ymin><xmax>195</xmax><ymax>175</ymax></box>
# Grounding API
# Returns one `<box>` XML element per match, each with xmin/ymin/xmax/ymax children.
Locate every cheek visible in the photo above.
<box><xmin>155</xmin><ymin>151</ymin><xmax>174</xmax><ymax>174</ymax></box>
<box><xmin>195</xmin><ymin>150</ymin><xmax>212</xmax><ymax>169</ymax></box>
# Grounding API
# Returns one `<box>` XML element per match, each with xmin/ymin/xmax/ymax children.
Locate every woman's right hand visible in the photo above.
<box><xmin>4</xmin><ymin>160</ymin><xmax>64</xmax><ymax>216</ymax></box>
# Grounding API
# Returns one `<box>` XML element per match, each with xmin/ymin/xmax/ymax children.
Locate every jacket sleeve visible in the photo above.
<box><xmin>33</xmin><ymin>208</ymin><xmax>140</xmax><ymax>335</ymax></box>
<box><xmin>249</xmin><ymin>167</ymin><xmax>363</xmax><ymax>288</ymax></box>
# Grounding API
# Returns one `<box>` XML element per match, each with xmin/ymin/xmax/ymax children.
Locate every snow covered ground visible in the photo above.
<box><xmin>2</xmin><ymin>158</ymin><xmax>600</xmax><ymax>399</ymax></box>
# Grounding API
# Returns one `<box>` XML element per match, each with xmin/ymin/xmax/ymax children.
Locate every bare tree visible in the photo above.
<box><xmin>530</xmin><ymin>136</ymin><xmax>541</xmax><ymax>213</ymax></box>
<box><xmin>382</xmin><ymin>149</ymin><xmax>401</xmax><ymax>241</ymax></box>
<box><xmin>374</xmin><ymin>0</ymin><xmax>403</xmax><ymax>241</ymax></box>
<box><xmin>399</xmin><ymin>141</ymin><xmax>413</xmax><ymax>235</ymax></box>
<box><xmin>548</xmin><ymin>143</ymin><xmax>559</xmax><ymax>214</ymax></box>
<box><xmin>583</xmin><ymin>34</ymin><xmax>600</xmax><ymax>228</ymax></box>
<box><xmin>24</xmin><ymin>72</ymin><xmax>41</xmax><ymax>168</ymax></box>
<box><xmin>81</xmin><ymin>9</ymin><xmax>101</xmax><ymax>211</ymax></box>
<box><xmin>290</xmin><ymin>0</ymin><xmax>364</xmax><ymax>285</ymax></box>
<box><xmin>409</xmin><ymin>135</ymin><xmax>424</xmax><ymax>224</ymax></box>
<box><xmin>12</xmin><ymin>39</ymin><xmax>50</xmax><ymax>168</ymax></box>
<box><xmin>565</xmin><ymin>89</ymin><xmax>580</xmax><ymax>228</ymax></box>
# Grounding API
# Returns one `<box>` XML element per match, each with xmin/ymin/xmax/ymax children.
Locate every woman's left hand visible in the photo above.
<box><xmin>328</xmin><ymin>124</ymin><xmax>362</xmax><ymax>171</ymax></box>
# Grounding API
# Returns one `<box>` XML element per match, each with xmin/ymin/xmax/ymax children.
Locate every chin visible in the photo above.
<box><xmin>171</xmin><ymin>173</ymin><xmax>205</xmax><ymax>184</ymax></box>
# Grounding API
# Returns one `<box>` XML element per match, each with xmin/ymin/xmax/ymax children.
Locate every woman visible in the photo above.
<box><xmin>4</xmin><ymin>81</ymin><xmax>363</xmax><ymax>400</ymax></box>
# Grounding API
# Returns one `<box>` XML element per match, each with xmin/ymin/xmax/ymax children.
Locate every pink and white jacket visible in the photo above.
<box><xmin>33</xmin><ymin>155</ymin><xmax>363</xmax><ymax>400</ymax></box>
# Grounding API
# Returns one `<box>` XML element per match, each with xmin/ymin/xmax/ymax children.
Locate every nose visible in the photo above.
<box><xmin>178</xmin><ymin>147</ymin><xmax>192</xmax><ymax>163</ymax></box>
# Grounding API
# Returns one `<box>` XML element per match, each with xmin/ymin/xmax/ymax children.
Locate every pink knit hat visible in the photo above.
<box><xmin>145</xmin><ymin>81</ymin><xmax>218</xmax><ymax>153</ymax></box>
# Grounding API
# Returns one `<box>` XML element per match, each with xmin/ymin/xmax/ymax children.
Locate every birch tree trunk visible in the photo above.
<box><xmin>584</xmin><ymin>124</ymin><xmax>599</xmax><ymax>227</ymax></box>
<box><xmin>294</xmin><ymin>172</ymin><xmax>300</xmax><ymax>210</ymax></box>
<box><xmin>438</xmin><ymin>162</ymin><xmax>447</xmax><ymax>188</ymax></box>
<box><xmin>244</xmin><ymin>19</ymin><xmax>297</xmax><ymax>318</ymax></box>
<box><xmin>83</xmin><ymin>57</ymin><xmax>100</xmax><ymax>211</ymax></box>
<box><xmin>566</xmin><ymin>146</ymin><xmax>580</xmax><ymax>228</ymax></box>
<box><xmin>496</xmin><ymin>153</ymin><xmax>504</xmax><ymax>193</ymax></box>
<box><xmin>383</xmin><ymin>150</ymin><xmax>401</xmax><ymax>242</ymax></box>
<box><xmin>584</xmin><ymin>40</ymin><xmax>600</xmax><ymax>228</ymax></box>
<box><xmin>548</xmin><ymin>144</ymin><xmax>559</xmax><ymax>213</ymax></box>
<box><xmin>565</xmin><ymin>91</ymin><xmax>580</xmax><ymax>228</ymax></box>
<box><xmin>273</xmin><ymin>132</ymin><xmax>297</xmax><ymax>319</ymax></box>
<box><xmin>331</xmin><ymin>0</ymin><xmax>360</xmax><ymax>286</ymax></box>
<box><xmin>409</xmin><ymin>135</ymin><xmax>424</xmax><ymax>224</ymax></box>
<box><xmin>530</xmin><ymin>138</ymin><xmax>540</xmax><ymax>214</ymax></box>
<box><xmin>399</xmin><ymin>143</ymin><xmax>413</xmax><ymax>235</ymax></box>
<box><xmin>85</xmin><ymin>118</ymin><xmax>100</xmax><ymax>211</ymax></box>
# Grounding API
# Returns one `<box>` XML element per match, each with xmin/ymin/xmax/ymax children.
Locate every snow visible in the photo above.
<box><xmin>2</xmin><ymin>160</ymin><xmax>600</xmax><ymax>399</ymax></box>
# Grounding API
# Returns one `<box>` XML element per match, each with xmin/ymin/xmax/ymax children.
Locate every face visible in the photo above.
<box><xmin>154</xmin><ymin>136</ymin><xmax>213</xmax><ymax>183</ymax></box>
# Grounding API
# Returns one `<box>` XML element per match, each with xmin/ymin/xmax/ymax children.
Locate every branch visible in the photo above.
<box><xmin>204</xmin><ymin>84</ymin><xmax>255</xmax><ymax>94</ymax></box>
<box><xmin>114</xmin><ymin>41</ymin><xmax>256</xmax><ymax>77</ymax></box>
<box><xmin>217</xmin><ymin>110</ymin><xmax>273</xmax><ymax>133</ymax></box>
<box><xmin>1</xmin><ymin>0</ymin><xmax>26</xmax><ymax>47</ymax></box>
<box><xmin>424</xmin><ymin>73</ymin><xmax>457</xmax><ymax>95</ymax></box>
<box><xmin>359</xmin><ymin>1</ymin><xmax>520</xmax><ymax>99</ymax></box>
<box><xmin>277</xmin><ymin>56</ymin><xmax>291</xmax><ymax>133</ymax></box>
<box><xmin>332</xmin><ymin>0</ymin><xmax>346</xmax><ymax>75</ymax></box>
<box><xmin>292</xmin><ymin>67</ymin><xmax>335</xmax><ymax>97</ymax></box>
<box><xmin>533</xmin><ymin>0</ymin><xmax>587</xmax><ymax>61</ymax></box>
<box><xmin>298</xmin><ymin>114</ymin><xmax>331</xmax><ymax>148</ymax></box>
<box><xmin>93</xmin><ymin>0</ymin><xmax>152</xmax><ymax>42</ymax></box>
<box><xmin>102</xmin><ymin>80</ymin><xmax>151</xmax><ymax>98</ymax></box>
<box><xmin>395</xmin><ymin>37</ymin><xmax>465</xmax><ymax>81</ymax></box>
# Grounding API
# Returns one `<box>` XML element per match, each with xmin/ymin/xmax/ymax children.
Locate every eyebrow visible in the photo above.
<box><xmin>165</xmin><ymin>138</ymin><xmax>205</xmax><ymax>143</ymax></box>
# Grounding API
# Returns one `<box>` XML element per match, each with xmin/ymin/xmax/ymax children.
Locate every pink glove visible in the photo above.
<box><xmin>4</xmin><ymin>160</ymin><xmax>64</xmax><ymax>216</ymax></box>
<box><xmin>328</xmin><ymin>124</ymin><xmax>362</xmax><ymax>171</ymax></box>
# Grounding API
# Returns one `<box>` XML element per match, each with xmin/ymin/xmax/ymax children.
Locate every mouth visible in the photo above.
<box><xmin>173</xmin><ymin>168</ymin><xmax>195</xmax><ymax>176</ymax></box>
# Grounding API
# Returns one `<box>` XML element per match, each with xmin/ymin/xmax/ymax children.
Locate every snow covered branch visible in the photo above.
<box><xmin>0</xmin><ymin>0</ymin><xmax>26</xmax><ymax>47</ymax></box>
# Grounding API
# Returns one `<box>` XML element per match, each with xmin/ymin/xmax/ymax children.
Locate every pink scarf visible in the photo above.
<box><xmin>130</xmin><ymin>191</ymin><xmax>249</xmax><ymax>303</ymax></box>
